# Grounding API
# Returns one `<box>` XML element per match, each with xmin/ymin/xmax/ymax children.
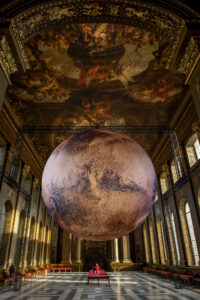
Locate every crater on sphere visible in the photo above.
<box><xmin>42</xmin><ymin>129</ymin><xmax>157</xmax><ymax>241</ymax></box>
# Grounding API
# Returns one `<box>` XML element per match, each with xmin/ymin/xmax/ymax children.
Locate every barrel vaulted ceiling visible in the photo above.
<box><xmin>0</xmin><ymin>0</ymin><xmax>200</xmax><ymax>165</ymax></box>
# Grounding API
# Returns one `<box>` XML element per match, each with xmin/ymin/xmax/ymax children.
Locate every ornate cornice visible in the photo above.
<box><xmin>0</xmin><ymin>0</ymin><xmax>199</xmax><ymax>19</ymax></box>
<box><xmin>178</xmin><ymin>36</ymin><xmax>200</xmax><ymax>83</ymax></box>
<box><xmin>0</xmin><ymin>36</ymin><xmax>18</xmax><ymax>83</ymax></box>
<box><xmin>10</xmin><ymin>0</ymin><xmax>182</xmax><ymax>43</ymax></box>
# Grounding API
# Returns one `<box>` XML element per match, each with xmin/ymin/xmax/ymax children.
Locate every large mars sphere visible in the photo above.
<box><xmin>42</xmin><ymin>129</ymin><xmax>157</xmax><ymax>241</ymax></box>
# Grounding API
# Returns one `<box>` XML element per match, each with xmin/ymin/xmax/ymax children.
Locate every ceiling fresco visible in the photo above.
<box><xmin>6</xmin><ymin>23</ymin><xmax>186</xmax><ymax>162</ymax></box>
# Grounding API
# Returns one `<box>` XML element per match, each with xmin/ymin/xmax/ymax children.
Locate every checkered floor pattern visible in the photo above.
<box><xmin>0</xmin><ymin>271</ymin><xmax>200</xmax><ymax>299</ymax></box>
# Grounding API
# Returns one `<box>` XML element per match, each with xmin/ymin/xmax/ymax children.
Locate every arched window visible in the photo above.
<box><xmin>186</xmin><ymin>133</ymin><xmax>200</xmax><ymax>167</ymax></box>
<box><xmin>37</xmin><ymin>222</ymin><xmax>43</xmax><ymax>265</ymax></box>
<box><xmin>161</xmin><ymin>221</ymin><xmax>167</xmax><ymax>261</ymax></box>
<box><xmin>27</xmin><ymin>217</ymin><xmax>36</xmax><ymax>266</ymax></box>
<box><xmin>160</xmin><ymin>172</ymin><xmax>168</xmax><ymax>194</ymax></box>
<box><xmin>165</xmin><ymin>207</ymin><xmax>177</xmax><ymax>265</ymax></box>
<box><xmin>185</xmin><ymin>203</ymin><xmax>199</xmax><ymax>266</ymax></box>
<box><xmin>156</xmin><ymin>217</ymin><xmax>167</xmax><ymax>264</ymax></box>
<box><xmin>170</xmin><ymin>160</ymin><xmax>182</xmax><ymax>183</ymax></box>
<box><xmin>170</xmin><ymin>212</ymin><xmax>180</xmax><ymax>265</ymax></box>
<box><xmin>143</xmin><ymin>223</ymin><xmax>149</xmax><ymax>263</ymax></box>
<box><xmin>15</xmin><ymin>210</ymin><xmax>25</xmax><ymax>267</ymax></box>
<box><xmin>149</xmin><ymin>219</ymin><xmax>156</xmax><ymax>263</ymax></box>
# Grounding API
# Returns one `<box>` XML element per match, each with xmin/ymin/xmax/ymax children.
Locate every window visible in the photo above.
<box><xmin>194</xmin><ymin>139</ymin><xmax>200</xmax><ymax>160</ymax></box>
<box><xmin>160</xmin><ymin>173</ymin><xmax>168</xmax><ymax>194</ymax></box>
<box><xmin>186</xmin><ymin>133</ymin><xmax>200</xmax><ymax>167</ymax></box>
<box><xmin>185</xmin><ymin>203</ymin><xmax>199</xmax><ymax>266</ymax></box>
<box><xmin>171</xmin><ymin>160</ymin><xmax>182</xmax><ymax>183</ymax></box>
<box><xmin>170</xmin><ymin>212</ymin><xmax>180</xmax><ymax>265</ymax></box>
<box><xmin>156</xmin><ymin>217</ymin><xmax>167</xmax><ymax>264</ymax></box>
<box><xmin>161</xmin><ymin>221</ymin><xmax>167</xmax><ymax>261</ymax></box>
<box><xmin>143</xmin><ymin>224</ymin><xmax>149</xmax><ymax>263</ymax></box>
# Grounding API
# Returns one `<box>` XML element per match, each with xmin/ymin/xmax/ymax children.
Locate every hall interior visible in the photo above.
<box><xmin>0</xmin><ymin>0</ymin><xmax>200</xmax><ymax>297</ymax></box>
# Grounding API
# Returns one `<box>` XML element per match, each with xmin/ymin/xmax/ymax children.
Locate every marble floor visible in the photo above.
<box><xmin>0</xmin><ymin>271</ymin><xmax>200</xmax><ymax>300</ymax></box>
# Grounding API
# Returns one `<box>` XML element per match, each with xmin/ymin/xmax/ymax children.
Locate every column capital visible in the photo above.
<box><xmin>22</xmin><ymin>164</ymin><xmax>31</xmax><ymax>177</ymax></box>
<box><xmin>192</xmin><ymin>121</ymin><xmax>200</xmax><ymax>136</ymax></box>
<box><xmin>33</xmin><ymin>177</ymin><xmax>39</xmax><ymax>189</ymax></box>
<box><xmin>161</xmin><ymin>164</ymin><xmax>170</xmax><ymax>175</ymax></box>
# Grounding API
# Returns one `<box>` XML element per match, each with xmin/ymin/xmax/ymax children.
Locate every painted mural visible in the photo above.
<box><xmin>8</xmin><ymin>23</ymin><xmax>185</xmax><ymax>103</ymax></box>
<box><xmin>7</xmin><ymin>23</ymin><xmax>186</xmax><ymax>162</ymax></box>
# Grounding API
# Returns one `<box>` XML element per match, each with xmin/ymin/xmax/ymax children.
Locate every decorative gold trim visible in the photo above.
<box><xmin>178</xmin><ymin>37</ymin><xmax>200</xmax><ymax>83</ymax></box>
<box><xmin>0</xmin><ymin>36</ymin><xmax>18</xmax><ymax>83</ymax></box>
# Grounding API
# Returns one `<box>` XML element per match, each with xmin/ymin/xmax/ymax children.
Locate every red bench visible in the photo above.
<box><xmin>0</xmin><ymin>277</ymin><xmax>13</xmax><ymax>287</ymax></box>
<box><xmin>50</xmin><ymin>267</ymin><xmax>72</xmax><ymax>273</ymax></box>
<box><xmin>88</xmin><ymin>270</ymin><xmax>110</xmax><ymax>285</ymax></box>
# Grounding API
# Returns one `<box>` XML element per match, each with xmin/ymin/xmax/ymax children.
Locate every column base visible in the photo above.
<box><xmin>61</xmin><ymin>259</ymin><xmax>72</xmax><ymax>264</ymax></box>
<box><xmin>111</xmin><ymin>260</ymin><xmax>120</xmax><ymax>264</ymax></box>
<box><xmin>73</xmin><ymin>260</ymin><xmax>82</xmax><ymax>264</ymax></box>
<box><xmin>32</xmin><ymin>260</ymin><xmax>37</xmax><ymax>266</ymax></box>
<box><xmin>122</xmin><ymin>259</ymin><xmax>133</xmax><ymax>264</ymax></box>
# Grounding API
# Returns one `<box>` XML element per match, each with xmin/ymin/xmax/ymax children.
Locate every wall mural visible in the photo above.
<box><xmin>7</xmin><ymin>23</ymin><xmax>186</xmax><ymax>162</ymax></box>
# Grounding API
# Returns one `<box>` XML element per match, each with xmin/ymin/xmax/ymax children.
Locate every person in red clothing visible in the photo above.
<box><xmin>94</xmin><ymin>263</ymin><xmax>100</xmax><ymax>273</ymax></box>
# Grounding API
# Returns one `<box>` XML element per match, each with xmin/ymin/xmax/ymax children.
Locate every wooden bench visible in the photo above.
<box><xmin>50</xmin><ymin>267</ymin><xmax>72</xmax><ymax>273</ymax></box>
<box><xmin>88</xmin><ymin>270</ymin><xmax>110</xmax><ymax>285</ymax></box>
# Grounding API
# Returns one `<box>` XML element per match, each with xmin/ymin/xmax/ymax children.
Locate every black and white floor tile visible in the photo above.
<box><xmin>0</xmin><ymin>271</ymin><xmax>200</xmax><ymax>299</ymax></box>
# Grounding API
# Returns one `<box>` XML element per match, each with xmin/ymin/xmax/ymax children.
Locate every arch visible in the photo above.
<box><xmin>170</xmin><ymin>212</ymin><xmax>180</xmax><ymax>265</ymax></box>
<box><xmin>27</xmin><ymin>217</ymin><xmax>36</xmax><ymax>266</ymax></box>
<box><xmin>156</xmin><ymin>216</ymin><xmax>167</xmax><ymax>264</ymax></box>
<box><xmin>185</xmin><ymin>133</ymin><xmax>200</xmax><ymax>167</ymax></box>
<box><xmin>164</xmin><ymin>205</ymin><xmax>178</xmax><ymax>265</ymax></box>
<box><xmin>179</xmin><ymin>199</ymin><xmax>194</xmax><ymax>265</ymax></box>
<box><xmin>185</xmin><ymin>202</ymin><xmax>199</xmax><ymax>266</ymax></box>
<box><xmin>36</xmin><ymin>221</ymin><xmax>43</xmax><ymax>265</ymax></box>
<box><xmin>0</xmin><ymin>200</ymin><xmax>13</xmax><ymax>267</ymax></box>
<box><xmin>15</xmin><ymin>210</ymin><xmax>25</xmax><ymax>267</ymax></box>
<box><xmin>143</xmin><ymin>223</ymin><xmax>149</xmax><ymax>263</ymax></box>
<box><xmin>148</xmin><ymin>218</ymin><xmax>156</xmax><ymax>264</ymax></box>
<box><xmin>44</xmin><ymin>225</ymin><xmax>49</xmax><ymax>264</ymax></box>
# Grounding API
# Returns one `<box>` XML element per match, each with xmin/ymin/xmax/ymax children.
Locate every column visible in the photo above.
<box><xmin>122</xmin><ymin>234</ymin><xmax>132</xmax><ymax>263</ymax></box>
<box><xmin>167</xmin><ymin>162</ymin><xmax>187</xmax><ymax>266</ymax></box>
<box><xmin>74</xmin><ymin>236</ymin><xmax>82</xmax><ymax>264</ymax></box>
<box><xmin>112</xmin><ymin>238</ymin><xmax>119</xmax><ymax>263</ymax></box>
<box><xmin>61</xmin><ymin>231</ymin><xmax>72</xmax><ymax>264</ymax></box>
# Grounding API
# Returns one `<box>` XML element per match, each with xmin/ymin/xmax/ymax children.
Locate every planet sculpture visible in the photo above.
<box><xmin>42</xmin><ymin>129</ymin><xmax>157</xmax><ymax>241</ymax></box>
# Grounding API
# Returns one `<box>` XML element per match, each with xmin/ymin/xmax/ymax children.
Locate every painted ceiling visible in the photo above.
<box><xmin>7</xmin><ymin>23</ymin><xmax>186</xmax><ymax>162</ymax></box>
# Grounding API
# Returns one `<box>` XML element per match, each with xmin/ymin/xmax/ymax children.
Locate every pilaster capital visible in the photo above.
<box><xmin>7</xmin><ymin>145</ymin><xmax>14</xmax><ymax>160</ymax></box>
<box><xmin>33</xmin><ymin>177</ymin><xmax>39</xmax><ymax>188</ymax></box>
<box><xmin>192</xmin><ymin>121</ymin><xmax>200</xmax><ymax>135</ymax></box>
<box><xmin>161</xmin><ymin>164</ymin><xmax>170</xmax><ymax>175</ymax></box>
<box><xmin>22</xmin><ymin>164</ymin><xmax>31</xmax><ymax>177</ymax></box>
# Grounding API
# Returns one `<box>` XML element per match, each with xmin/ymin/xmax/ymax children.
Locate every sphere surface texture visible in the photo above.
<box><xmin>42</xmin><ymin>129</ymin><xmax>157</xmax><ymax>241</ymax></box>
